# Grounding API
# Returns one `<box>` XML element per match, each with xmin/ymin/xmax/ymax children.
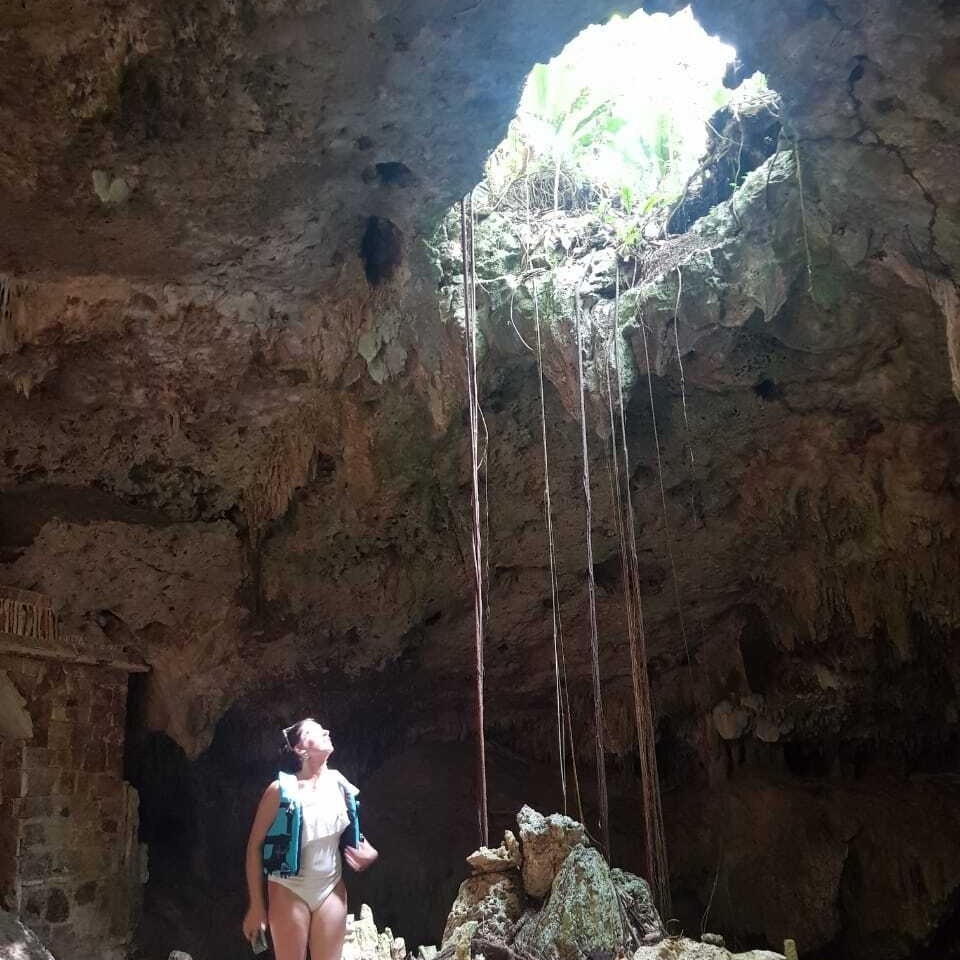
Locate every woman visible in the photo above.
<box><xmin>243</xmin><ymin>719</ymin><xmax>362</xmax><ymax>960</ymax></box>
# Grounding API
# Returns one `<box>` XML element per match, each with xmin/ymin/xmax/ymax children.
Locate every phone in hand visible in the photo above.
<box><xmin>251</xmin><ymin>927</ymin><xmax>269</xmax><ymax>955</ymax></box>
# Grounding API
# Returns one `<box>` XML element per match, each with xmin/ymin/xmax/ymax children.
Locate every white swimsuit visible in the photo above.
<box><xmin>267</xmin><ymin>769</ymin><xmax>358</xmax><ymax>911</ymax></box>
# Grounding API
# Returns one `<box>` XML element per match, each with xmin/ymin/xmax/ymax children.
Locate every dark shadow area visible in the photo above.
<box><xmin>916</xmin><ymin>886</ymin><xmax>960</xmax><ymax>959</ymax></box>
<box><xmin>0</xmin><ymin>484</ymin><xmax>169</xmax><ymax>563</ymax></box>
<box><xmin>361</xmin><ymin>216</ymin><xmax>404</xmax><ymax>285</ymax></box>
<box><xmin>666</xmin><ymin>94</ymin><xmax>781</xmax><ymax>235</ymax></box>
<box><xmin>375</xmin><ymin>162</ymin><xmax>417</xmax><ymax>187</ymax></box>
<box><xmin>737</xmin><ymin>605</ymin><xmax>780</xmax><ymax>691</ymax></box>
<box><xmin>751</xmin><ymin>377</ymin><xmax>783</xmax><ymax>401</ymax></box>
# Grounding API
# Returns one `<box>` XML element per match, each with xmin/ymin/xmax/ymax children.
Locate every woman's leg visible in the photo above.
<box><xmin>308</xmin><ymin>880</ymin><xmax>348</xmax><ymax>960</ymax></box>
<box><xmin>268</xmin><ymin>882</ymin><xmax>311</xmax><ymax>960</ymax></box>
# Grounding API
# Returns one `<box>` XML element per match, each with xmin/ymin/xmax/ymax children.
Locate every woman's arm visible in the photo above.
<box><xmin>242</xmin><ymin>781</ymin><xmax>281</xmax><ymax>940</ymax></box>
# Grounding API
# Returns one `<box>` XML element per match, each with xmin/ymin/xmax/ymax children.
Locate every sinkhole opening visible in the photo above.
<box><xmin>490</xmin><ymin>6</ymin><xmax>742</xmax><ymax>219</ymax></box>
<box><xmin>432</xmin><ymin>5</ymin><xmax>782</xmax><ymax>297</ymax></box>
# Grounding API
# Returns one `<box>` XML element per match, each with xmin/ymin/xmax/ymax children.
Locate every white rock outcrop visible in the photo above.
<box><xmin>516</xmin><ymin>805</ymin><xmax>585</xmax><ymax>898</ymax></box>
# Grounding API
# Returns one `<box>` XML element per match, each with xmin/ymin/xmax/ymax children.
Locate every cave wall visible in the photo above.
<box><xmin>666</xmin><ymin>775</ymin><xmax>960</xmax><ymax>958</ymax></box>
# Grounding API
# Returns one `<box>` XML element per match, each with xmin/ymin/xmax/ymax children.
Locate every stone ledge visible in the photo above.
<box><xmin>0</xmin><ymin>634</ymin><xmax>148</xmax><ymax>673</ymax></box>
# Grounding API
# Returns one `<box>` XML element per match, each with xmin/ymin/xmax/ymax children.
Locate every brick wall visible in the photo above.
<box><xmin>0</xmin><ymin>655</ymin><xmax>145</xmax><ymax>960</ymax></box>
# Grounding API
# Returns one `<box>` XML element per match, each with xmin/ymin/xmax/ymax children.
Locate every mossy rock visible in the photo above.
<box><xmin>514</xmin><ymin>846</ymin><xmax>624</xmax><ymax>960</ymax></box>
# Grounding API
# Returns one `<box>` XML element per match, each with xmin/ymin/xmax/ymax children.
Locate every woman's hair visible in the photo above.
<box><xmin>278</xmin><ymin>719</ymin><xmax>310</xmax><ymax>774</ymax></box>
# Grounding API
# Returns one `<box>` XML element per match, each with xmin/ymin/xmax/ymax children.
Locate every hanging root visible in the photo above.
<box><xmin>607</xmin><ymin>272</ymin><xmax>671</xmax><ymax>913</ymax></box>
<box><xmin>573</xmin><ymin>268</ymin><xmax>611</xmax><ymax>861</ymax></box>
<box><xmin>525</xmin><ymin>178</ymin><xmax>571</xmax><ymax>817</ymax></box>
<box><xmin>637</xmin><ymin>309</ymin><xmax>692</xmax><ymax>683</ymax></box>
<box><xmin>461</xmin><ymin>193</ymin><xmax>489</xmax><ymax>848</ymax></box>
<box><xmin>700</xmin><ymin>842</ymin><xmax>724</xmax><ymax>938</ymax></box>
<box><xmin>668</xmin><ymin>269</ymin><xmax>714</xmax><ymax>764</ymax></box>
<box><xmin>672</xmin><ymin>267</ymin><xmax>694</xmax><ymax>474</ymax></box>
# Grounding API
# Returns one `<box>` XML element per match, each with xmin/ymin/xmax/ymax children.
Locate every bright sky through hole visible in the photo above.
<box><xmin>506</xmin><ymin>6</ymin><xmax>737</xmax><ymax>200</ymax></box>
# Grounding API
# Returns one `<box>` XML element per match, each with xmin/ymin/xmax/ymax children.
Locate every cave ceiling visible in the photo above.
<box><xmin>1</xmin><ymin>0</ymin><xmax>959</xmax><ymax>759</ymax></box>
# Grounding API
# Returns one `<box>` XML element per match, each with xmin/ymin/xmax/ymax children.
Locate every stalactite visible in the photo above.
<box><xmin>241</xmin><ymin>430</ymin><xmax>322</xmax><ymax>543</ymax></box>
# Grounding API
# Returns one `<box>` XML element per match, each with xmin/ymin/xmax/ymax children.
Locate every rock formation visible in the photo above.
<box><xmin>0</xmin><ymin>908</ymin><xmax>57</xmax><ymax>960</ymax></box>
<box><xmin>437</xmin><ymin>809</ymin><xmax>779</xmax><ymax>960</ymax></box>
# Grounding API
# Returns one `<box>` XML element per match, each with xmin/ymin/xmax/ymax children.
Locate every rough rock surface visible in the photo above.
<box><xmin>513</xmin><ymin>845</ymin><xmax>624</xmax><ymax>960</ymax></box>
<box><xmin>611</xmin><ymin>869</ymin><xmax>664</xmax><ymax>942</ymax></box>
<box><xmin>435</xmin><ymin>814</ymin><xmax>794</xmax><ymax>960</ymax></box>
<box><xmin>466</xmin><ymin>830</ymin><xmax>522</xmax><ymax>875</ymax></box>
<box><xmin>632</xmin><ymin>943</ymin><xmax>783</xmax><ymax>960</ymax></box>
<box><xmin>667</xmin><ymin>776</ymin><xmax>960</xmax><ymax>957</ymax></box>
<box><xmin>516</xmin><ymin>806</ymin><xmax>586</xmax><ymax>899</ymax></box>
<box><xmin>0</xmin><ymin>909</ymin><xmax>56</xmax><ymax>960</ymax></box>
<box><xmin>441</xmin><ymin>873</ymin><xmax>524</xmax><ymax>947</ymax></box>
<box><xmin>0</xmin><ymin>1</ymin><xmax>649</xmax><ymax>290</ymax></box>
<box><xmin>343</xmin><ymin>904</ymin><xmax>407</xmax><ymax>960</ymax></box>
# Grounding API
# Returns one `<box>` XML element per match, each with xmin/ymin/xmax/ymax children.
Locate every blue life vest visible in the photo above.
<box><xmin>342</xmin><ymin>789</ymin><xmax>361</xmax><ymax>849</ymax></box>
<box><xmin>262</xmin><ymin>772</ymin><xmax>302</xmax><ymax>878</ymax></box>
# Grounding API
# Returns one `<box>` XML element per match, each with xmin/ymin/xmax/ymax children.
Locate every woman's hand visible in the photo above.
<box><xmin>343</xmin><ymin>837</ymin><xmax>379</xmax><ymax>873</ymax></box>
<box><xmin>243</xmin><ymin>783</ymin><xmax>279</xmax><ymax>945</ymax></box>
<box><xmin>242</xmin><ymin>903</ymin><xmax>268</xmax><ymax>942</ymax></box>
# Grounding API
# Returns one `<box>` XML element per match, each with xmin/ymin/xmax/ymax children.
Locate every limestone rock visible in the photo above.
<box><xmin>91</xmin><ymin>170</ymin><xmax>131</xmax><ymax>205</ymax></box>
<box><xmin>417</xmin><ymin>946</ymin><xmax>438</xmax><ymax>960</ymax></box>
<box><xmin>712</xmin><ymin>700</ymin><xmax>750</xmax><ymax>741</ymax></box>
<box><xmin>701</xmin><ymin>933</ymin><xmax>725</xmax><ymax>947</ymax></box>
<box><xmin>0</xmin><ymin>911</ymin><xmax>55</xmax><ymax>960</ymax></box>
<box><xmin>466</xmin><ymin>830</ymin><xmax>522</xmax><ymax>874</ymax></box>
<box><xmin>441</xmin><ymin>872</ymin><xmax>524</xmax><ymax>946</ymax></box>
<box><xmin>633</xmin><ymin>940</ymin><xmax>783</xmax><ymax>960</ymax></box>
<box><xmin>514</xmin><ymin>845</ymin><xmax>623</xmax><ymax>960</ymax></box>
<box><xmin>610</xmin><ymin>868</ymin><xmax>663</xmax><ymax>941</ymax></box>
<box><xmin>753</xmin><ymin>715</ymin><xmax>782</xmax><ymax>744</ymax></box>
<box><xmin>344</xmin><ymin>904</ymin><xmax>394</xmax><ymax>960</ymax></box>
<box><xmin>516</xmin><ymin>806</ymin><xmax>586</xmax><ymax>898</ymax></box>
<box><xmin>446</xmin><ymin>920</ymin><xmax>477</xmax><ymax>960</ymax></box>
<box><xmin>634</xmin><ymin>945</ymin><xmax>724</xmax><ymax>960</ymax></box>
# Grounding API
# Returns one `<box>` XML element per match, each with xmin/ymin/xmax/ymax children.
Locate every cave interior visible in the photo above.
<box><xmin>0</xmin><ymin>1</ymin><xmax>959</xmax><ymax>959</ymax></box>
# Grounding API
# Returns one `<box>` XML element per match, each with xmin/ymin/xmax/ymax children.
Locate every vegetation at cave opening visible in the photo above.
<box><xmin>486</xmin><ymin>8</ymin><xmax>750</xmax><ymax>224</ymax></box>
<box><xmin>433</xmin><ymin>6</ymin><xmax>781</xmax><ymax>292</ymax></box>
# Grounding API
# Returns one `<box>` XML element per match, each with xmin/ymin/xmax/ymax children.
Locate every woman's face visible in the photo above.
<box><xmin>294</xmin><ymin>719</ymin><xmax>334</xmax><ymax>758</ymax></box>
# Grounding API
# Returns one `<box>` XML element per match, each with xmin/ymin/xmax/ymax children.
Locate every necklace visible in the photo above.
<box><xmin>298</xmin><ymin>769</ymin><xmax>326</xmax><ymax>792</ymax></box>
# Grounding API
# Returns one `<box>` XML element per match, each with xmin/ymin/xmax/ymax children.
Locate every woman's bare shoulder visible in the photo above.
<box><xmin>261</xmin><ymin>780</ymin><xmax>282</xmax><ymax>801</ymax></box>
